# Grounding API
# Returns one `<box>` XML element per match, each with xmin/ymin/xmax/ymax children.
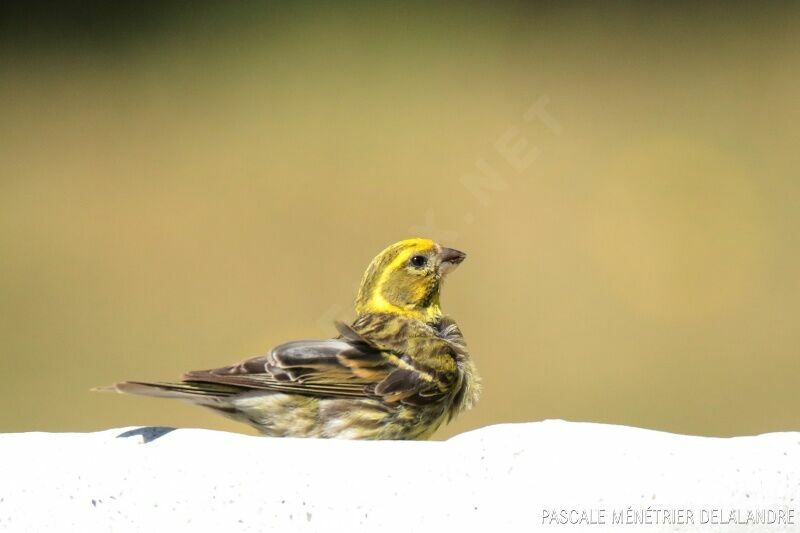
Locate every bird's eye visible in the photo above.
<box><xmin>410</xmin><ymin>255</ymin><xmax>428</xmax><ymax>268</ymax></box>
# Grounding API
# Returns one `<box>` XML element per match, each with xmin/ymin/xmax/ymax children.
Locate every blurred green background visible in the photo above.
<box><xmin>1</xmin><ymin>3</ymin><xmax>798</xmax><ymax>439</ymax></box>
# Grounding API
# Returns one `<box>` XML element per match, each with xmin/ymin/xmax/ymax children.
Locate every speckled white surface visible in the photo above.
<box><xmin>0</xmin><ymin>421</ymin><xmax>798</xmax><ymax>532</ymax></box>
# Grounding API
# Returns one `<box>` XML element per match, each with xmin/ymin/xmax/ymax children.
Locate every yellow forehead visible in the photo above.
<box><xmin>387</xmin><ymin>238</ymin><xmax>438</xmax><ymax>256</ymax></box>
<box><xmin>368</xmin><ymin>238</ymin><xmax>439</xmax><ymax>275</ymax></box>
<box><xmin>372</xmin><ymin>239</ymin><xmax>439</xmax><ymax>268</ymax></box>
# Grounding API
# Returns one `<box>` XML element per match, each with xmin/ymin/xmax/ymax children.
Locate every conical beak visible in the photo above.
<box><xmin>440</xmin><ymin>247</ymin><xmax>466</xmax><ymax>274</ymax></box>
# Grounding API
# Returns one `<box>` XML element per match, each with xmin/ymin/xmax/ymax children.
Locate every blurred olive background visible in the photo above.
<box><xmin>1</xmin><ymin>2</ymin><xmax>799</xmax><ymax>439</ymax></box>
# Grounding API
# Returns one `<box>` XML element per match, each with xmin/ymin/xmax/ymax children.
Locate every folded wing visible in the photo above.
<box><xmin>110</xmin><ymin>317</ymin><xmax>455</xmax><ymax>406</ymax></box>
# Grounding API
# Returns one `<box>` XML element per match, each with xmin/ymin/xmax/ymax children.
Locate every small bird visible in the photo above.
<box><xmin>98</xmin><ymin>238</ymin><xmax>480</xmax><ymax>440</ymax></box>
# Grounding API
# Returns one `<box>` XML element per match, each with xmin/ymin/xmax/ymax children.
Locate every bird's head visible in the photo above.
<box><xmin>355</xmin><ymin>238</ymin><xmax>466</xmax><ymax>322</ymax></box>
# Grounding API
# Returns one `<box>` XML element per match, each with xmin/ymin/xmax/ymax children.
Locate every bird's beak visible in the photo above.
<box><xmin>439</xmin><ymin>247</ymin><xmax>466</xmax><ymax>274</ymax></box>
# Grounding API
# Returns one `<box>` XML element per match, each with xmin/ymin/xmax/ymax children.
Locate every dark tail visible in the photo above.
<box><xmin>93</xmin><ymin>381</ymin><xmax>241</xmax><ymax>407</ymax></box>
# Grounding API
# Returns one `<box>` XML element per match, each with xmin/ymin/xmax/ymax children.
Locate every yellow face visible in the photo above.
<box><xmin>355</xmin><ymin>238</ymin><xmax>466</xmax><ymax>321</ymax></box>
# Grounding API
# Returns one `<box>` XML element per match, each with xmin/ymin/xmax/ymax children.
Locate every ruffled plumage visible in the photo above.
<box><xmin>99</xmin><ymin>238</ymin><xmax>480</xmax><ymax>439</ymax></box>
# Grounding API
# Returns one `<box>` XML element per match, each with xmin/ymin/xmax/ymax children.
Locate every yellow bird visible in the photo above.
<box><xmin>99</xmin><ymin>238</ymin><xmax>480</xmax><ymax>439</ymax></box>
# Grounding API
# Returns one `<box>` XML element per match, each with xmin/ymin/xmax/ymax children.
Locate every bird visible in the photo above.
<box><xmin>97</xmin><ymin>238</ymin><xmax>480</xmax><ymax>440</ymax></box>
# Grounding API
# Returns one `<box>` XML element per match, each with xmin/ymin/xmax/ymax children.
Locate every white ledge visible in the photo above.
<box><xmin>1</xmin><ymin>421</ymin><xmax>798</xmax><ymax>532</ymax></box>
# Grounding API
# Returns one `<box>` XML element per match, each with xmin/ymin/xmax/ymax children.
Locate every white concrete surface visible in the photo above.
<box><xmin>0</xmin><ymin>420</ymin><xmax>798</xmax><ymax>532</ymax></box>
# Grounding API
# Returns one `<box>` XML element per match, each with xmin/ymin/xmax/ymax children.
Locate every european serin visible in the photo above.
<box><xmin>98</xmin><ymin>238</ymin><xmax>480</xmax><ymax>440</ymax></box>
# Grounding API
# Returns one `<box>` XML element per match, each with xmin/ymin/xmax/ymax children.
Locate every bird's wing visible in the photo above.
<box><xmin>180</xmin><ymin>319</ymin><xmax>457</xmax><ymax>405</ymax></box>
<box><xmin>343</xmin><ymin>314</ymin><xmax>461</xmax><ymax>405</ymax></box>
<box><xmin>182</xmin><ymin>337</ymin><xmax>378</xmax><ymax>399</ymax></box>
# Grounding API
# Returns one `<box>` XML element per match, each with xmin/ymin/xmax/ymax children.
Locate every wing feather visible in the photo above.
<box><xmin>114</xmin><ymin>314</ymin><xmax>460</xmax><ymax>406</ymax></box>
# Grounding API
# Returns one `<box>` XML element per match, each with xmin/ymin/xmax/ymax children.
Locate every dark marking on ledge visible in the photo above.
<box><xmin>116</xmin><ymin>427</ymin><xmax>177</xmax><ymax>443</ymax></box>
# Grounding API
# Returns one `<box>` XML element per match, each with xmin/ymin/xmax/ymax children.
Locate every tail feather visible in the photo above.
<box><xmin>93</xmin><ymin>381</ymin><xmax>241</xmax><ymax>406</ymax></box>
